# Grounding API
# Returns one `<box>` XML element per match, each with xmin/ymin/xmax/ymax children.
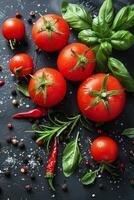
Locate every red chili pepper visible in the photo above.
<box><xmin>44</xmin><ymin>137</ymin><xmax>58</xmax><ymax>191</ymax></box>
<box><xmin>12</xmin><ymin>108</ymin><xmax>47</xmax><ymax>119</ymax></box>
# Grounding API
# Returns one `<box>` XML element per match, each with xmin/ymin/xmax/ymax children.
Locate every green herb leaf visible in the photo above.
<box><xmin>78</xmin><ymin>29</ymin><xmax>99</xmax><ymax>46</ymax></box>
<box><xmin>62</xmin><ymin>132</ymin><xmax>81</xmax><ymax>177</ymax></box>
<box><xmin>96</xmin><ymin>42</ymin><xmax>112</xmax><ymax>72</ymax></box>
<box><xmin>108</xmin><ymin>57</ymin><xmax>134</xmax><ymax>92</ymax></box>
<box><xmin>81</xmin><ymin>171</ymin><xmax>97</xmax><ymax>185</ymax></box>
<box><xmin>111</xmin><ymin>30</ymin><xmax>134</xmax><ymax>50</ymax></box>
<box><xmin>16</xmin><ymin>83</ymin><xmax>30</xmax><ymax>97</ymax></box>
<box><xmin>122</xmin><ymin>128</ymin><xmax>134</xmax><ymax>138</ymax></box>
<box><xmin>112</xmin><ymin>5</ymin><xmax>134</xmax><ymax>30</ymax></box>
<box><xmin>92</xmin><ymin>17</ymin><xmax>111</xmax><ymax>38</ymax></box>
<box><xmin>98</xmin><ymin>0</ymin><xmax>114</xmax><ymax>26</ymax></box>
<box><xmin>61</xmin><ymin>1</ymin><xmax>92</xmax><ymax>31</ymax></box>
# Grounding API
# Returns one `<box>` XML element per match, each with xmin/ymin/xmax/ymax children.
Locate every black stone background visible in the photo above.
<box><xmin>0</xmin><ymin>0</ymin><xmax>134</xmax><ymax>200</ymax></box>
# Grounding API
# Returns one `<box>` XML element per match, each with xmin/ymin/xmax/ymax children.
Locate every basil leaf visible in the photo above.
<box><xmin>111</xmin><ymin>30</ymin><xmax>134</xmax><ymax>50</ymax></box>
<box><xmin>96</xmin><ymin>42</ymin><xmax>112</xmax><ymax>72</ymax></box>
<box><xmin>61</xmin><ymin>1</ymin><xmax>92</xmax><ymax>31</ymax></box>
<box><xmin>16</xmin><ymin>83</ymin><xmax>30</xmax><ymax>97</ymax></box>
<box><xmin>112</xmin><ymin>5</ymin><xmax>134</xmax><ymax>30</ymax></box>
<box><xmin>62</xmin><ymin>133</ymin><xmax>81</xmax><ymax>177</ymax></box>
<box><xmin>78</xmin><ymin>29</ymin><xmax>99</xmax><ymax>45</ymax></box>
<box><xmin>91</xmin><ymin>44</ymin><xmax>100</xmax><ymax>55</ymax></box>
<box><xmin>122</xmin><ymin>128</ymin><xmax>134</xmax><ymax>138</ymax></box>
<box><xmin>92</xmin><ymin>17</ymin><xmax>111</xmax><ymax>38</ymax></box>
<box><xmin>99</xmin><ymin>0</ymin><xmax>114</xmax><ymax>26</ymax></box>
<box><xmin>108</xmin><ymin>57</ymin><xmax>134</xmax><ymax>92</ymax></box>
<box><xmin>81</xmin><ymin>171</ymin><xmax>96</xmax><ymax>185</ymax></box>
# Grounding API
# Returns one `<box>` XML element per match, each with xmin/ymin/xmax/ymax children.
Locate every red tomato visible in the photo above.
<box><xmin>57</xmin><ymin>43</ymin><xmax>96</xmax><ymax>81</ymax></box>
<box><xmin>91</xmin><ymin>136</ymin><xmax>118</xmax><ymax>162</ymax></box>
<box><xmin>32</xmin><ymin>14</ymin><xmax>70</xmax><ymax>52</ymax></box>
<box><xmin>28</xmin><ymin>68</ymin><xmax>67</xmax><ymax>107</ymax></box>
<box><xmin>9</xmin><ymin>53</ymin><xmax>34</xmax><ymax>77</ymax></box>
<box><xmin>77</xmin><ymin>73</ymin><xmax>126</xmax><ymax>122</ymax></box>
<box><xmin>2</xmin><ymin>18</ymin><xmax>25</xmax><ymax>41</ymax></box>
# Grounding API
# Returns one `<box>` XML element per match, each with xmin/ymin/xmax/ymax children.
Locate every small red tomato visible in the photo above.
<box><xmin>28</xmin><ymin>68</ymin><xmax>67</xmax><ymax>107</ymax></box>
<box><xmin>9</xmin><ymin>53</ymin><xmax>34</xmax><ymax>77</ymax></box>
<box><xmin>77</xmin><ymin>73</ymin><xmax>126</xmax><ymax>122</ymax></box>
<box><xmin>91</xmin><ymin>136</ymin><xmax>118</xmax><ymax>163</ymax></box>
<box><xmin>2</xmin><ymin>18</ymin><xmax>25</xmax><ymax>49</ymax></box>
<box><xmin>32</xmin><ymin>14</ymin><xmax>70</xmax><ymax>52</ymax></box>
<box><xmin>57</xmin><ymin>43</ymin><xmax>96</xmax><ymax>81</ymax></box>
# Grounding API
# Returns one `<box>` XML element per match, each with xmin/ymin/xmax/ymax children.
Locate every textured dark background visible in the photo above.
<box><xmin>0</xmin><ymin>0</ymin><xmax>134</xmax><ymax>200</ymax></box>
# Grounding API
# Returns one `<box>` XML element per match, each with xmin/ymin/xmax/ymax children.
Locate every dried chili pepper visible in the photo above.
<box><xmin>12</xmin><ymin>108</ymin><xmax>47</xmax><ymax>119</ymax></box>
<box><xmin>44</xmin><ymin>137</ymin><xmax>58</xmax><ymax>191</ymax></box>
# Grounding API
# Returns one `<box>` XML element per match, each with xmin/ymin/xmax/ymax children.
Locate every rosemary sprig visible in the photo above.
<box><xmin>32</xmin><ymin>113</ymin><xmax>81</xmax><ymax>151</ymax></box>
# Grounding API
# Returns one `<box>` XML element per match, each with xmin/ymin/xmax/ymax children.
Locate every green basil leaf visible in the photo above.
<box><xmin>16</xmin><ymin>83</ymin><xmax>30</xmax><ymax>97</ymax></box>
<box><xmin>78</xmin><ymin>29</ymin><xmax>99</xmax><ymax>45</ymax></box>
<box><xmin>96</xmin><ymin>42</ymin><xmax>112</xmax><ymax>72</ymax></box>
<box><xmin>111</xmin><ymin>30</ymin><xmax>134</xmax><ymax>50</ymax></box>
<box><xmin>92</xmin><ymin>17</ymin><xmax>111</xmax><ymax>38</ymax></box>
<box><xmin>112</xmin><ymin>5</ymin><xmax>134</xmax><ymax>30</ymax></box>
<box><xmin>81</xmin><ymin>171</ymin><xmax>96</xmax><ymax>185</ymax></box>
<box><xmin>61</xmin><ymin>1</ymin><xmax>92</xmax><ymax>31</ymax></box>
<box><xmin>98</xmin><ymin>0</ymin><xmax>114</xmax><ymax>26</ymax></box>
<box><xmin>91</xmin><ymin>44</ymin><xmax>100</xmax><ymax>55</ymax></box>
<box><xmin>122</xmin><ymin>128</ymin><xmax>134</xmax><ymax>138</ymax></box>
<box><xmin>62</xmin><ymin>133</ymin><xmax>81</xmax><ymax>177</ymax></box>
<box><xmin>108</xmin><ymin>57</ymin><xmax>134</xmax><ymax>92</ymax></box>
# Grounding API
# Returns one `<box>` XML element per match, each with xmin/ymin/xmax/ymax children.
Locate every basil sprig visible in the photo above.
<box><xmin>108</xmin><ymin>57</ymin><xmax>134</xmax><ymax>92</ymax></box>
<box><xmin>112</xmin><ymin>5</ymin><xmax>134</xmax><ymax>31</ymax></box>
<box><xmin>111</xmin><ymin>30</ymin><xmax>134</xmax><ymax>50</ymax></box>
<box><xmin>61</xmin><ymin>1</ymin><xmax>92</xmax><ymax>31</ymax></box>
<box><xmin>98</xmin><ymin>0</ymin><xmax>114</xmax><ymax>26</ymax></box>
<box><xmin>122</xmin><ymin>128</ymin><xmax>134</xmax><ymax>138</ymax></box>
<box><xmin>62</xmin><ymin>132</ymin><xmax>81</xmax><ymax>177</ymax></box>
<box><xmin>78</xmin><ymin>29</ymin><xmax>99</xmax><ymax>46</ymax></box>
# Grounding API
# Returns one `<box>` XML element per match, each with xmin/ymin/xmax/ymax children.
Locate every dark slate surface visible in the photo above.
<box><xmin>0</xmin><ymin>0</ymin><xmax>134</xmax><ymax>200</ymax></box>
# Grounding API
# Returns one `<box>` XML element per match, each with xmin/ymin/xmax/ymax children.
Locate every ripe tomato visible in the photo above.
<box><xmin>2</xmin><ymin>18</ymin><xmax>25</xmax><ymax>48</ymax></box>
<box><xmin>57</xmin><ymin>43</ymin><xmax>96</xmax><ymax>81</ymax></box>
<box><xmin>32</xmin><ymin>14</ymin><xmax>70</xmax><ymax>52</ymax></box>
<box><xmin>28</xmin><ymin>68</ymin><xmax>67</xmax><ymax>107</ymax></box>
<box><xmin>91</xmin><ymin>136</ymin><xmax>118</xmax><ymax>162</ymax></box>
<box><xmin>77</xmin><ymin>73</ymin><xmax>126</xmax><ymax>122</ymax></box>
<box><xmin>9</xmin><ymin>53</ymin><xmax>34</xmax><ymax>77</ymax></box>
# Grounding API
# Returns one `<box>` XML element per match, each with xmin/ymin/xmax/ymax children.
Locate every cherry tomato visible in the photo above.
<box><xmin>2</xmin><ymin>18</ymin><xmax>25</xmax><ymax>49</ymax></box>
<box><xmin>9</xmin><ymin>53</ymin><xmax>34</xmax><ymax>77</ymax></box>
<box><xmin>91</xmin><ymin>136</ymin><xmax>118</xmax><ymax>162</ymax></box>
<box><xmin>57</xmin><ymin>43</ymin><xmax>96</xmax><ymax>81</ymax></box>
<box><xmin>32</xmin><ymin>14</ymin><xmax>70</xmax><ymax>52</ymax></box>
<box><xmin>28</xmin><ymin>68</ymin><xmax>67</xmax><ymax>107</ymax></box>
<box><xmin>77</xmin><ymin>73</ymin><xmax>126</xmax><ymax>122</ymax></box>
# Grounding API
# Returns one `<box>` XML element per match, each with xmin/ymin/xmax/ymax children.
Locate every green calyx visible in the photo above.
<box><xmin>70</xmin><ymin>49</ymin><xmax>95</xmax><ymax>72</ymax></box>
<box><xmin>14</xmin><ymin>66</ymin><xmax>23</xmax><ymax>75</ymax></box>
<box><xmin>85</xmin><ymin>74</ymin><xmax>123</xmax><ymax>111</ymax></box>
<box><xmin>39</xmin><ymin>16</ymin><xmax>64</xmax><ymax>39</ymax></box>
<box><xmin>31</xmin><ymin>71</ymin><xmax>53</xmax><ymax>103</ymax></box>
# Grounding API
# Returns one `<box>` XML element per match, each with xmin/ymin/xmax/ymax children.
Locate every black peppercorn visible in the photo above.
<box><xmin>61</xmin><ymin>183</ymin><xmax>68</xmax><ymax>192</ymax></box>
<box><xmin>4</xmin><ymin>169</ymin><xmax>11</xmax><ymax>177</ymax></box>
<box><xmin>23</xmin><ymin>157</ymin><xmax>29</xmax><ymax>165</ymax></box>
<box><xmin>36</xmin><ymin>156</ymin><xmax>43</xmax><ymax>163</ymax></box>
<box><xmin>16</xmin><ymin>12</ymin><xmax>22</xmax><ymax>18</ymax></box>
<box><xmin>12</xmin><ymin>99</ymin><xmax>19</xmax><ymax>106</ymax></box>
<box><xmin>7</xmin><ymin>123</ymin><xmax>13</xmax><ymax>129</ymax></box>
<box><xmin>25</xmin><ymin>184</ymin><xmax>32</xmax><ymax>192</ymax></box>
<box><xmin>11</xmin><ymin>90</ymin><xmax>17</xmax><ymax>96</ymax></box>
<box><xmin>11</xmin><ymin>138</ymin><xmax>19</xmax><ymax>146</ymax></box>
<box><xmin>18</xmin><ymin>141</ymin><xmax>25</xmax><ymax>149</ymax></box>
<box><xmin>30</xmin><ymin>174</ymin><xmax>36</xmax><ymax>181</ymax></box>
<box><xmin>27</xmin><ymin>18</ymin><xmax>33</xmax><ymax>24</ymax></box>
<box><xmin>30</xmin><ymin>11</ymin><xmax>36</xmax><ymax>18</ymax></box>
<box><xmin>6</xmin><ymin>135</ymin><xmax>12</xmax><ymax>144</ymax></box>
<box><xmin>98</xmin><ymin>183</ymin><xmax>104</xmax><ymax>190</ymax></box>
<box><xmin>31</xmin><ymin>134</ymin><xmax>37</xmax><ymax>141</ymax></box>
